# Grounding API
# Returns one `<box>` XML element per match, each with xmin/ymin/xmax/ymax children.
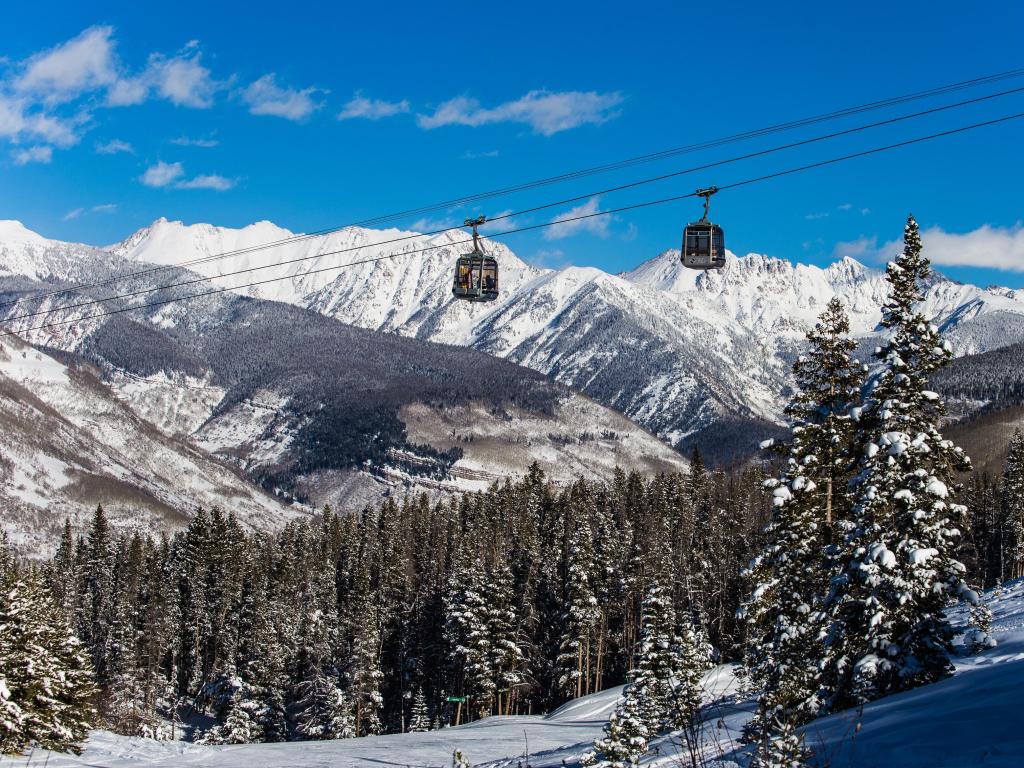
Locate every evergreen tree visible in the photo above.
<box><xmin>672</xmin><ymin>611</ymin><xmax>713</xmax><ymax>731</ymax></box>
<box><xmin>444</xmin><ymin>557</ymin><xmax>494</xmax><ymax>718</ymax></box>
<box><xmin>753</xmin><ymin>717</ymin><xmax>812</xmax><ymax>768</ymax></box>
<box><xmin>823</xmin><ymin>215</ymin><xmax>972</xmax><ymax>710</ymax></box>
<box><xmin>629</xmin><ymin>581</ymin><xmax>681</xmax><ymax>732</ymax></box>
<box><xmin>409</xmin><ymin>687</ymin><xmax>430</xmax><ymax>732</ymax></box>
<box><xmin>743</xmin><ymin>298</ymin><xmax>863</xmax><ymax>739</ymax></box>
<box><xmin>0</xmin><ymin>566</ymin><xmax>96</xmax><ymax>754</ymax></box>
<box><xmin>82</xmin><ymin>504</ymin><xmax>116</xmax><ymax>686</ymax></box>
<box><xmin>556</xmin><ymin>517</ymin><xmax>600</xmax><ymax>700</ymax></box>
<box><xmin>586</xmin><ymin>688</ymin><xmax>649</xmax><ymax>768</ymax></box>
<box><xmin>1003</xmin><ymin>429</ymin><xmax>1024</xmax><ymax>581</ymax></box>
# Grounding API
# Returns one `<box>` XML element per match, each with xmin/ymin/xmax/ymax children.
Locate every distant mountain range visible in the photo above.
<box><xmin>0</xmin><ymin>220</ymin><xmax>691</xmax><ymax>549</ymax></box>
<box><xmin>97</xmin><ymin>217</ymin><xmax>1024</xmax><ymax>459</ymax></box>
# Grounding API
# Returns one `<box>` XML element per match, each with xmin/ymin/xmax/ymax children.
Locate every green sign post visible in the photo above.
<box><xmin>445</xmin><ymin>696</ymin><xmax>467</xmax><ymax>703</ymax></box>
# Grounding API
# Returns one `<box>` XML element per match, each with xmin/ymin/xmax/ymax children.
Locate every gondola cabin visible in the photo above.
<box><xmin>452</xmin><ymin>215</ymin><xmax>499</xmax><ymax>302</ymax></box>
<box><xmin>681</xmin><ymin>186</ymin><xmax>726</xmax><ymax>270</ymax></box>
<box><xmin>452</xmin><ymin>253</ymin><xmax>499</xmax><ymax>302</ymax></box>
<box><xmin>681</xmin><ymin>222</ymin><xmax>725</xmax><ymax>269</ymax></box>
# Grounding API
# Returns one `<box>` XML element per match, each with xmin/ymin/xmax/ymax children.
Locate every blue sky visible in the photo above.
<box><xmin>2</xmin><ymin>0</ymin><xmax>1023</xmax><ymax>287</ymax></box>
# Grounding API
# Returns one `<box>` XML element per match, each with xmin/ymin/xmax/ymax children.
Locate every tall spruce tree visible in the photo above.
<box><xmin>743</xmin><ymin>298</ymin><xmax>863</xmax><ymax>739</ymax></box>
<box><xmin>1003</xmin><ymin>429</ymin><xmax>1024</xmax><ymax>581</ymax></box>
<box><xmin>0</xmin><ymin>566</ymin><xmax>96</xmax><ymax>754</ymax></box>
<box><xmin>823</xmin><ymin>215</ymin><xmax>972</xmax><ymax>710</ymax></box>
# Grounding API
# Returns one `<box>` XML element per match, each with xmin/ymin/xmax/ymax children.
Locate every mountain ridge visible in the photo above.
<box><xmin>5</xmin><ymin>217</ymin><xmax>1024</xmax><ymax>461</ymax></box>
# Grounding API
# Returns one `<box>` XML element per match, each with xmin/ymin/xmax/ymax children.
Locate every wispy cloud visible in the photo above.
<box><xmin>141</xmin><ymin>160</ymin><xmax>184</xmax><ymax>187</ymax></box>
<box><xmin>141</xmin><ymin>160</ymin><xmax>235</xmax><ymax>191</ymax></box>
<box><xmin>96</xmin><ymin>138</ymin><xmax>134</xmax><ymax>154</ymax></box>
<box><xmin>832</xmin><ymin>235</ymin><xmax>882</xmax><ymax>261</ymax></box>
<box><xmin>805</xmin><ymin>211</ymin><xmax>830</xmax><ymax>220</ymax></box>
<box><xmin>1</xmin><ymin>26</ymin><xmax>231</xmax><ymax>160</ymax></box>
<box><xmin>63</xmin><ymin>202</ymin><xmax>118</xmax><ymax>221</ymax></box>
<box><xmin>15</xmin><ymin>26</ymin><xmax>119</xmax><ymax>104</ymax></box>
<box><xmin>337</xmin><ymin>93</ymin><xmax>410</xmax><ymax>121</ymax></box>
<box><xmin>242</xmin><ymin>74</ymin><xmax>322</xmax><ymax>120</ymax></box>
<box><xmin>171</xmin><ymin>136</ymin><xmax>218</xmax><ymax>147</ymax></box>
<box><xmin>529</xmin><ymin>248</ymin><xmax>567</xmax><ymax>268</ymax></box>
<box><xmin>12</xmin><ymin>145</ymin><xmax>53</xmax><ymax>165</ymax></box>
<box><xmin>544</xmin><ymin>197</ymin><xmax>610</xmax><ymax>240</ymax></box>
<box><xmin>418</xmin><ymin>89</ymin><xmax>624</xmax><ymax>136</ymax></box>
<box><xmin>409</xmin><ymin>215</ymin><xmax>460</xmax><ymax>233</ymax></box>
<box><xmin>176</xmin><ymin>174</ymin><xmax>235</xmax><ymax>191</ymax></box>
<box><xmin>461</xmin><ymin>149</ymin><xmax>499</xmax><ymax>160</ymax></box>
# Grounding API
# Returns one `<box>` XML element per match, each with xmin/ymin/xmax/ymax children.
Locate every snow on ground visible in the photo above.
<box><xmin>10</xmin><ymin>581</ymin><xmax>1024</xmax><ymax>767</ymax></box>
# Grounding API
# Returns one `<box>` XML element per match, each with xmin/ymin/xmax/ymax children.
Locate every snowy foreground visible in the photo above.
<box><xmin>11</xmin><ymin>580</ymin><xmax>1024</xmax><ymax>768</ymax></box>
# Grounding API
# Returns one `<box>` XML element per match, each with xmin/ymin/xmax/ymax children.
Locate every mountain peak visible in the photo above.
<box><xmin>0</xmin><ymin>219</ymin><xmax>48</xmax><ymax>245</ymax></box>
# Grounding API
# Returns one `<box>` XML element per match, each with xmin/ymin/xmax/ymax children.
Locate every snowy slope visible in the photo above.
<box><xmin>0</xmin><ymin>335</ymin><xmax>303</xmax><ymax>557</ymax></box>
<box><xmin>12</xmin><ymin>579</ymin><xmax>1022</xmax><ymax>767</ymax></box>
<box><xmin>105</xmin><ymin>219</ymin><xmax>1024</xmax><ymax>453</ymax></box>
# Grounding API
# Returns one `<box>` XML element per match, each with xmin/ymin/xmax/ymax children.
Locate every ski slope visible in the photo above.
<box><xmin>8</xmin><ymin>580</ymin><xmax>1023</xmax><ymax>767</ymax></box>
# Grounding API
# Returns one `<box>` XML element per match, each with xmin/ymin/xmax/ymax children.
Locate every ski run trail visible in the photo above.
<box><xmin>9</xmin><ymin>579</ymin><xmax>1024</xmax><ymax>768</ymax></box>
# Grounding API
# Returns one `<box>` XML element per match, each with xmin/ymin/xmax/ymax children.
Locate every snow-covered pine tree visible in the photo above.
<box><xmin>556</xmin><ymin>516</ymin><xmax>600</xmax><ymax>700</ymax></box>
<box><xmin>587</xmin><ymin>686</ymin><xmax>650</xmax><ymax>768</ymax></box>
<box><xmin>1003</xmin><ymin>429</ymin><xmax>1024</xmax><ymax>581</ymax></box>
<box><xmin>671</xmin><ymin>610</ymin><xmax>714</xmax><ymax>731</ymax></box>
<box><xmin>347</xmin><ymin>558</ymin><xmax>384</xmax><ymax>736</ymax></box>
<box><xmin>629</xmin><ymin>580</ymin><xmax>681</xmax><ymax>732</ymax></box>
<box><xmin>742</xmin><ymin>297</ymin><xmax>863</xmax><ymax>739</ymax></box>
<box><xmin>483</xmin><ymin>560</ymin><xmax>525</xmax><ymax>716</ymax></box>
<box><xmin>408</xmin><ymin>687</ymin><xmax>430</xmax><ymax>732</ymax></box>
<box><xmin>82</xmin><ymin>504</ymin><xmax>116</xmax><ymax>687</ymax></box>
<box><xmin>444</xmin><ymin>557</ymin><xmax>493</xmax><ymax>720</ymax></box>
<box><xmin>753</xmin><ymin>717</ymin><xmax>812</xmax><ymax>768</ymax></box>
<box><xmin>0</xmin><ymin>566</ymin><xmax>96</xmax><ymax>754</ymax></box>
<box><xmin>823</xmin><ymin>215</ymin><xmax>972</xmax><ymax>710</ymax></box>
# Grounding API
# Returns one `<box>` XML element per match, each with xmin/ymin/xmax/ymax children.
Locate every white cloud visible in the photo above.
<box><xmin>805</xmin><ymin>211</ymin><xmax>830</xmax><ymax>220</ymax></box>
<box><xmin>176</xmin><ymin>174</ymin><xmax>235</xmax><ymax>191</ymax></box>
<box><xmin>141</xmin><ymin>160</ymin><xmax>184</xmax><ymax>187</ymax></box>
<box><xmin>834</xmin><ymin>223</ymin><xmax>1024</xmax><ymax>272</ymax></box>
<box><xmin>529</xmin><ymin>248</ymin><xmax>567</xmax><ymax>268</ymax></box>
<box><xmin>0</xmin><ymin>95</ymin><xmax>78</xmax><ymax>147</ymax></box>
<box><xmin>917</xmin><ymin>223</ymin><xmax>1024</xmax><ymax>272</ymax></box>
<box><xmin>140</xmin><ymin>160</ymin><xmax>234</xmax><ymax>191</ymax></box>
<box><xmin>337</xmin><ymin>93</ymin><xmax>410</xmax><ymax>121</ymax></box>
<box><xmin>409</xmin><ymin>215</ymin><xmax>460</xmax><ymax>233</ymax></box>
<box><xmin>63</xmin><ymin>203</ymin><xmax>118</xmax><ymax>221</ymax></box>
<box><xmin>832</xmin><ymin>235</ymin><xmax>883</xmax><ymax>261</ymax></box>
<box><xmin>544</xmin><ymin>197</ymin><xmax>611</xmax><ymax>240</ymax></box>
<box><xmin>148</xmin><ymin>51</ymin><xmax>221</xmax><ymax>108</ymax></box>
<box><xmin>12</xmin><ymin>145</ymin><xmax>52</xmax><ymax>165</ymax></box>
<box><xmin>15</xmin><ymin>26</ymin><xmax>118</xmax><ymax>104</ymax></box>
<box><xmin>242</xmin><ymin>74</ymin><xmax>322</xmax><ymax>120</ymax></box>
<box><xmin>461</xmin><ymin>149</ymin><xmax>499</xmax><ymax>160</ymax></box>
<box><xmin>838</xmin><ymin>203</ymin><xmax>853</xmax><ymax>211</ymax></box>
<box><xmin>96</xmin><ymin>138</ymin><xmax>134</xmax><ymax>154</ymax></box>
<box><xmin>418</xmin><ymin>90</ymin><xmax>623</xmax><ymax>136</ymax></box>
<box><xmin>171</xmin><ymin>136</ymin><xmax>218</xmax><ymax>147</ymax></box>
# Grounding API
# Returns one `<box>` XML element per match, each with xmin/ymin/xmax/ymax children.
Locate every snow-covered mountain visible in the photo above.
<box><xmin>105</xmin><ymin>218</ymin><xmax>1024</xmax><ymax>457</ymax></box>
<box><xmin>0</xmin><ymin>222</ymin><xmax>689</xmax><ymax>528</ymax></box>
<box><xmin>0</xmin><ymin>334</ymin><xmax>303</xmax><ymax>557</ymax></box>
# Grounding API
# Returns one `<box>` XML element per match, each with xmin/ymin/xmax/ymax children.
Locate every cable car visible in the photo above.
<box><xmin>681</xmin><ymin>187</ymin><xmax>725</xmax><ymax>270</ymax></box>
<box><xmin>452</xmin><ymin>215</ymin><xmax>498</xmax><ymax>302</ymax></box>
